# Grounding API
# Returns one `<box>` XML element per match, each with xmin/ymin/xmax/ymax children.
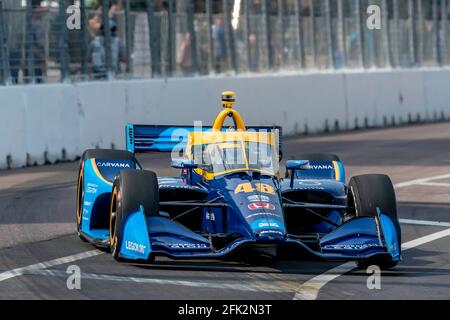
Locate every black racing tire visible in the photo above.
<box><xmin>347</xmin><ymin>174</ymin><xmax>401</xmax><ymax>270</ymax></box>
<box><xmin>285</xmin><ymin>153</ymin><xmax>341</xmax><ymax>178</ymax></box>
<box><xmin>76</xmin><ymin>149</ymin><xmax>135</xmax><ymax>241</ymax></box>
<box><xmin>109</xmin><ymin>170</ymin><xmax>159</xmax><ymax>261</ymax></box>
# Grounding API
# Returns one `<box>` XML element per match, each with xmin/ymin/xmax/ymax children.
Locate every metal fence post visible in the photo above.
<box><xmin>145</xmin><ymin>0</ymin><xmax>160</xmax><ymax>77</ymax></box>
<box><xmin>25</xmin><ymin>0</ymin><xmax>35</xmax><ymax>83</ymax></box>
<box><xmin>294</xmin><ymin>0</ymin><xmax>305</xmax><ymax>69</ymax></box>
<box><xmin>362</xmin><ymin>0</ymin><xmax>371</xmax><ymax>68</ymax></box>
<box><xmin>187</xmin><ymin>0</ymin><xmax>198</xmax><ymax>74</ymax></box>
<box><xmin>381</xmin><ymin>0</ymin><xmax>391</xmax><ymax>67</ymax></box>
<box><xmin>308</xmin><ymin>0</ymin><xmax>316</xmax><ymax>68</ymax></box>
<box><xmin>262</xmin><ymin>0</ymin><xmax>273</xmax><ymax>69</ymax></box>
<box><xmin>337</xmin><ymin>0</ymin><xmax>346</xmax><ymax>67</ymax></box>
<box><xmin>223</xmin><ymin>0</ymin><xmax>237</xmax><ymax>72</ymax></box>
<box><xmin>206</xmin><ymin>0</ymin><xmax>214</xmax><ymax>74</ymax></box>
<box><xmin>0</xmin><ymin>0</ymin><xmax>11</xmax><ymax>85</ymax></box>
<box><xmin>432</xmin><ymin>0</ymin><xmax>438</xmax><ymax>65</ymax></box>
<box><xmin>408</xmin><ymin>0</ymin><xmax>416</xmax><ymax>65</ymax></box>
<box><xmin>354</xmin><ymin>0</ymin><xmax>364</xmax><ymax>68</ymax></box>
<box><xmin>166</xmin><ymin>0</ymin><xmax>175</xmax><ymax>76</ymax></box>
<box><xmin>324</xmin><ymin>0</ymin><xmax>334</xmax><ymax>68</ymax></box>
<box><xmin>360</xmin><ymin>0</ymin><xmax>367</xmax><ymax>68</ymax></box>
<box><xmin>244</xmin><ymin>0</ymin><xmax>251</xmax><ymax>71</ymax></box>
<box><xmin>102</xmin><ymin>0</ymin><xmax>113</xmax><ymax>78</ymax></box>
<box><xmin>124</xmin><ymin>0</ymin><xmax>133</xmax><ymax>76</ymax></box>
<box><xmin>417</xmin><ymin>0</ymin><xmax>424</xmax><ymax>66</ymax></box>
<box><xmin>79</xmin><ymin>0</ymin><xmax>88</xmax><ymax>78</ymax></box>
<box><xmin>278</xmin><ymin>0</ymin><xmax>286</xmax><ymax>69</ymax></box>
<box><xmin>392</xmin><ymin>0</ymin><xmax>400</xmax><ymax>67</ymax></box>
<box><xmin>58</xmin><ymin>0</ymin><xmax>69</xmax><ymax>82</ymax></box>
<box><xmin>440</xmin><ymin>0</ymin><xmax>448</xmax><ymax>65</ymax></box>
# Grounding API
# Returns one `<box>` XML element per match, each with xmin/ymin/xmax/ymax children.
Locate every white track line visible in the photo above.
<box><xmin>401</xmin><ymin>228</ymin><xmax>450</xmax><ymax>250</ymax></box>
<box><xmin>399</xmin><ymin>218</ymin><xmax>450</xmax><ymax>228</ymax></box>
<box><xmin>0</xmin><ymin>250</ymin><xmax>102</xmax><ymax>282</ymax></box>
<box><xmin>394</xmin><ymin>173</ymin><xmax>450</xmax><ymax>189</ymax></box>
<box><xmin>20</xmin><ymin>269</ymin><xmax>296</xmax><ymax>293</ymax></box>
<box><xmin>417</xmin><ymin>182</ymin><xmax>450</xmax><ymax>187</ymax></box>
<box><xmin>293</xmin><ymin>227</ymin><xmax>450</xmax><ymax>300</ymax></box>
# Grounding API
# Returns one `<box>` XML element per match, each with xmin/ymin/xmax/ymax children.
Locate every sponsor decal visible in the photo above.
<box><xmin>248</xmin><ymin>202</ymin><xmax>276</xmax><ymax>211</ymax></box>
<box><xmin>86</xmin><ymin>183</ymin><xmax>98</xmax><ymax>194</ymax></box>
<box><xmin>298</xmin><ymin>180</ymin><xmax>322</xmax><ymax>186</ymax></box>
<box><xmin>86</xmin><ymin>187</ymin><xmax>97</xmax><ymax>194</ymax></box>
<box><xmin>258</xmin><ymin>221</ymin><xmax>280</xmax><ymax>228</ymax></box>
<box><xmin>258</xmin><ymin>230</ymin><xmax>284</xmax><ymax>236</ymax></box>
<box><xmin>167</xmin><ymin>243</ymin><xmax>209</xmax><ymax>249</ymax></box>
<box><xmin>82</xmin><ymin>208</ymin><xmax>89</xmax><ymax>220</ymax></box>
<box><xmin>234</xmin><ymin>182</ymin><xmax>275</xmax><ymax>195</ymax></box>
<box><xmin>323</xmin><ymin>243</ymin><xmax>380</xmax><ymax>250</ymax></box>
<box><xmin>251</xmin><ymin>218</ymin><xmax>284</xmax><ymax>231</ymax></box>
<box><xmin>96</xmin><ymin>161</ymin><xmax>131</xmax><ymax>169</ymax></box>
<box><xmin>205</xmin><ymin>212</ymin><xmax>215</xmax><ymax>221</ymax></box>
<box><xmin>246</xmin><ymin>212</ymin><xmax>282</xmax><ymax>219</ymax></box>
<box><xmin>297</xmin><ymin>185</ymin><xmax>325</xmax><ymax>190</ymax></box>
<box><xmin>125</xmin><ymin>241</ymin><xmax>146</xmax><ymax>254</ymax></box>
<box><xmin>247</xmin><ymin>195</ymin><xmax>270</xmax><ymax>202</ymax></box>
<box><xmin>159</xmin><ymin>185</ymin><xmax>200</xmax><ymax>190</ymax></box>
<box><xmin>310</xmin><ymin>165</ymin><xmax>334</xmax><ymax>170</ymax></box>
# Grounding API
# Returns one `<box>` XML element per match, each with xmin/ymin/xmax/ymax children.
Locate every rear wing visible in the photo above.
<box><xmin>125</xmin><ymin>124</ymin><xmax>283</xmax><ymax>159</ymax></box>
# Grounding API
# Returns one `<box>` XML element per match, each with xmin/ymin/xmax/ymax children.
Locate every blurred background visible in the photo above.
<box><xmin>0</xmin><ymin>0</ymin><xmax>449</xmax><ymax>85</ymax></box>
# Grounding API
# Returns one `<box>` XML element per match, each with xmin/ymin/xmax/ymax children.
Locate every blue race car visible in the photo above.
<box><xmin>76</xmin><ymin>91</ymin><xmax>401</xmax><ymax>269</ymax></box>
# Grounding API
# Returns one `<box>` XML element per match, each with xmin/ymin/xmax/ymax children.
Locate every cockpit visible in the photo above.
<box><xmin>186</xmin><ymin>131</ymin><xmax>280</xmax><ymax>179</ymax></box>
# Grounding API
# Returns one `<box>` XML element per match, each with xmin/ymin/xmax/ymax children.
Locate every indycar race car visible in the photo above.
<box><xmin>76</xmin><ymin>91</ymin><xmax>401</xmax><ymax>269</ymax></box>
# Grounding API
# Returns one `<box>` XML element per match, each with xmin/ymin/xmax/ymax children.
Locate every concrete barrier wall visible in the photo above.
<box><xmin>1</xmin><ymin>68</ymin><xmax>449</xmax><ymax>169</ymax></box>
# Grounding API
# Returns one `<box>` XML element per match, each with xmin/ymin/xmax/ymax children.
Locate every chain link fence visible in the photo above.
<box><xmin>1</xmin><ymin>0</ymin><xmax>450</xmax><ymax>85</ymax></box>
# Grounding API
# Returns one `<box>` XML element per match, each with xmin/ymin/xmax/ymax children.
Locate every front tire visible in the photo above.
<box><xmin>109</xmin><ymin>170</ymin><xmax>159</xmax><ymax>261</ymax></box>
<box><xmin>347</xmin><ymin>174</ymin><xmax>401</xmax><ymax>269</ymax></box>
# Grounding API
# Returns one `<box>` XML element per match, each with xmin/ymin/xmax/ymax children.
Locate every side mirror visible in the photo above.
<box><xmin>286</xmin><ymin>160</ymin><xmax>310</xmax><ymax>170</ymax></box>
<box><xmin>286</xmin><ymin>160</ymin><xmax>310</xmax><ymax>188</ymax></box>
<box><xmin>171</xmin><ymin>159</ymin><xmax>199</xmax><ymax>170</ymax></box>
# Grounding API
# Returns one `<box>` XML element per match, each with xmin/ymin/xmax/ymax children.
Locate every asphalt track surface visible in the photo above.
<box><xmin>1</xmin><ymin>122</ymin><xmax>450</xmax><ymax>300</ymax></box>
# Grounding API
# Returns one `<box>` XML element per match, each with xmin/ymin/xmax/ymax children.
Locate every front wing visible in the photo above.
<box><xmin>116</xmin><ymin>207</ymin><xmax>400</xmax><ymax>264</ymax></box>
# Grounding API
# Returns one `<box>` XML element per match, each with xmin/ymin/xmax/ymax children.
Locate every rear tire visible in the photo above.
<box><xmin>76</xmin><ymin>149</ymin><xmax>135</xmax><ymax>241</ymax></box>
<box><xmin>347</xmin><ymin>174</ymin><xmax>401</xmax><ymax>269</ymax></box>
<box><xmin>109</xmin><ymin>170</ymin><xmax>159</xmax><ymax>261</ymax></box>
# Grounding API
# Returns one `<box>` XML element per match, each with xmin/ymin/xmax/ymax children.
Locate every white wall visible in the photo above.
<box><xmin>1</xmin><ymin>68</ymin><xmax>449</xmax><ymax>169</ymax></box>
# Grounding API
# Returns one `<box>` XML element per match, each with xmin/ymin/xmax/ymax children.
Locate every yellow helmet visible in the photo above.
<box><xmin>221</xmin><ymin>91</ymin><xmax>236</xmax><ymax>108</ymax></box>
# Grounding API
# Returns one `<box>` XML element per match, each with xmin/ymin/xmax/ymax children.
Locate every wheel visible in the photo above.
<box><xmin>76</xmin><ymin>149</ymin><xmax>135</xmax><ymax>240</ymax></box>
<box><xmin>347</xmin><ymin>174</ymin><xmax>401</xmax><ymax>269</ymax></box>
<box><xmin>285</xmin><ymin>153</ymin><xmax>341</xmax><ymax>178</ymax></box>
<box><xmin>109</xmin><ymin>170</ymin><xmax>159</xmax><ymax>261</ymax></box>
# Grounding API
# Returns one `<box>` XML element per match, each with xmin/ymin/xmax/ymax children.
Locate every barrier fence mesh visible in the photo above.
<box><xmin>0</xmin><ymin>0</ymin><xmax>449</xmax><ymax>85</ymax></box>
